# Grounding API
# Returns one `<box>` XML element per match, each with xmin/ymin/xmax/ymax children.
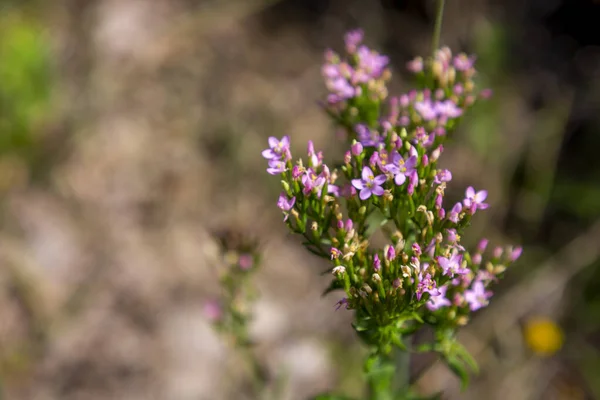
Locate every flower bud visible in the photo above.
<box><xmin>422</xmin><ymin>154</ymin><xmax>429</xmax><ymax>166</ymax></box>
<box><xmin>345</xmin><ymin>219</ymin><xmax>353</xmax><ymax>232</ymax></box>
<box><xmin>477</xmin><ymin>238</ymin><xmax>489</xmax><ymax>252</ymax></box>
<box><xmin>431</xmin><ymin>146</ymin><xmax>444</xmax><ymax>162</ymax></box>
<box><xmin>358</xmin><ymin>206</ymin><xmax>367</xmax><ymax>215</ymax></box>
<box><xmin>393</xmin><ymin>278</ymin><xmax>402</xmax><ymax>288</ymax></box>
<box><xmin>472</xmin><ymin>253</ymin><xmax>482</xmax><ymax>265</ymax></box>
<box><xmin>493</xmin><ymin>246</ymin><xmax>503</xmax><ymax>259</ymax></box>
<box><xmin>373</xmin><ymin>254</ymin><xmax>381</xmax><ymax>271</ymax></box>
<box><xmin>386</xmin><ymin>245</ymin><xmax>396</xmax><ymax>261</ymax></box>
<box><xmin>332</xmin><ymin>266</ymin><xmax>346</xmax><ymax>276</ymax></box>
<box><xmin>372</xmin><ymin>273</ymin><xmax>381</xmax><ymax>283</ymax></box>
<box><xmin>412</xmin><ymin>243</ymin><xmax>422</xmax><ymax>257</ymax></box>
<box><xmin>311</xmin><ymin>221</ymin><xmax>319</xmax><ymax>231</ymax></box>
<box><xmin>351</xmin><ymin>141</ymin><xmax>363</xmax><ymax>156</ymax></box>
<box><xmin>510</xmin><ymin>246</ymin><xmax>523</xmax><ymax>262</ymax></box>
<box><xmin>344</xmin><ymin>151</ymin><xmax>352</xmax><ymax>164</ymax></box>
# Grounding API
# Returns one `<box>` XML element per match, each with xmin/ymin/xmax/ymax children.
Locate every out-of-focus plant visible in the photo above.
<box><xmin>205</xmin><ymin>230</ymin><xmax>269</xmax><ymax>398</ymax></box>
<box><xmin>0</xmin><ymin>7</ymin><xmax>52</xmax><ymax>184</ymax></box>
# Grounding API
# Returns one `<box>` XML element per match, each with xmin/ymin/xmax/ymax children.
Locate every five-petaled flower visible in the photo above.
<box><xmin>426</xmin><ymin>285</ymin><xmax>451</xmax><ymax>311</ymax></box>
<box><xmin>386</xmin><ymin>153</ymin><xmax>417</xmax><ymax>186</ymax></box>
<box><xmin>464</xmin><ymin>281</ymin><xmax>491</xmax><ymax>311</ymax></box>
<box><xmin>262</xmin><ymin>136</ymin><xmax>291</xmax><ymax>161</ymax></box>
<box><xmin>416</xmin><ymin>273</ymin><xmax>440</xmax><ymax>300</ymax></box>
<box><xmin>277</xmin><ymin>192</ymin><xmax>295</xmax><ymax>221</ymax></box>
<box><xmin>352</xmin><ymin>166</ymin><xmax>387</xmax><ymax>200</ymax></box>
<box><xmin>438</xmin><ymin>253</ymin><xmax>468</xmax><ymax>277</ymax></box>
<box><xmin>463</xmin><ymin>186</ymin><xmax>489</xmax><ymax>211</ymax></box>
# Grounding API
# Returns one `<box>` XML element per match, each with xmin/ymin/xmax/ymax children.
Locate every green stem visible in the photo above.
<box><xmin>431</xmin><ymin>0</ymin><xmax>446</xmax><ymax>55</ymax></box>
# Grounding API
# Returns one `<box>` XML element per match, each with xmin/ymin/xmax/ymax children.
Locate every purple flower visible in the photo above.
<box><xmin>463</xmin><ymin>186</ymin><xmax>489</xmax><ymax>211</ymax></box>
<box><xmin>335</xmin><ymin>297</ymin><xmax>349</xmax><ymax>311</ymax></box>
<box><xmin>434</xmin><ymin>169</ymin><xmax>453</xmax><ymax>184</ymax></box>
<box><xmin>203</xmin><ymin>300</ymin><xmax>222</xmax><ymax>321</ymax></box>
<box><xmin>510</xmin><ymin>246</ymin><xmax>523</xmax><ymax>262</ymax></box>
<box><xmin>386</xmin><ymin>153</ymin><xmax>417</xmax><ymax>185</ymax></box>
<box><xmin>302</xmin><ymin>169</ymin><xmax>326</xmax><ymax>196</ymax></box>
<box><xmin>453</xmin><ymin>53</ymin><xmax>476</xmax><ymax>71</ymax></box>
<box><xmin>277</xmin><ymin>192</ymin><xmax>295</xmax><ymax>211</ymax></box>
<box><xmin>352</xmin><ymin>166</ymin><xmax>387</xmax><ymax>200</ymax></box>
<box><xmin>406</xmin><ymin>57</ymin><xmax>423</xmax><ymax>73</ymax></box>
<box><xmin>386</xmin><ymin>245</ymin><xmax>396</xmax><ymax>261</ymax></box>
<box><xmin>373</xmin><ymin>254</ymin><xmax>381</xmax><ymax>271</ymax></box>
<box><xmin>437</xmin><ymin>253</ymin><xmax>468</xmax><ymax>277</ymax></box>
<box><xmin>267</xmin><ymin>160</ymin><xmax>287</xmax><ymax>175</ymax></box>
<box><xmin>464</xmin><ymin>281</ymin><xmax>492</xmax><ymax>311</ymax></box>
<box><xmin>351</xmin><ymin>141</ymin><xmax>364</xmax><ymax>156</ymax></box>
<box><xmin>356</xmin><ymin>124</ymin><xmax>383</xmax><ymax>147</ymax></box>
<box><xmin>356</xmin><ymin>45</ymin><xmax>389</xmax><ymax>78</ymax></box>
<box><xmin>426</xmin><ymin>285</ymin><xmax>452</xmax><ymax>311</ymax></box>
<box><xmin>344</xmin><ymin>29</ymin><xmax>363</xmax><ymax>53</ymax></box>
<box><xmin>435</xmin><ymin>100</ymin><xmax>463</xmax><ymax>119</ymax></box>
<box><xmin>448</xmin><ymin>202</ymin><xmax>462</xmax><ymax>223</ymax></box>
<box><xmin>239</xmin><ymin>253</ymin><xmax>253</xmax><ymax>270</ymax></box>
<box><xmin>416</xmin><ymin>273</ymin><xmax>440</xmax><ymax>301</ymax></box>
<box><xmin>262</xmin><ymin>136</ymin><xmax>291</xmax><ymax>160</ymax></box>
<box><xmin>477</xmin><ymin>238</ymin><xmax>489</xmax><ymax>252</ymax></box>
<box><xmin>414</xmin><ymin>100</ymin><xmax>438</xmax><ymax>121</ymax></box>
<box><xmin>327</xmin><ymin>76</ymin><xmax>356</xmax><ymax>99</ymax></box>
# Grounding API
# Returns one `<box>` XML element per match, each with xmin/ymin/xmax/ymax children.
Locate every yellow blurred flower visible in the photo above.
<box><xmin>523</xmin><ymin>316</ymin><xmax>564</xmax><ymax>356</ymax></box>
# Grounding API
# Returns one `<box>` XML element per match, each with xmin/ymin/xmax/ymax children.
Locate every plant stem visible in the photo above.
<box><xmin>431</xmin><ymin>0</ymin><xmax>446</xmax><ymax>55</ymax></box>
<box><xmin>391</xmin><ymin>342</ymin><xmax>411</xmax><ymax>393</ymax></box>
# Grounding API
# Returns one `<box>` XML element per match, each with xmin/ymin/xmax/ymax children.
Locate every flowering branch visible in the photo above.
<box><xmin>263</xmin><ymin>29</ymin><xmax>521</xmax><ymax>399</ymax></box>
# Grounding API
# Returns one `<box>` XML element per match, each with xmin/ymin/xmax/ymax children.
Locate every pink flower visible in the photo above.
<box><xmin>351</xmin><ymin>166</ymin><xmax>387</xmax><ymax>200</ymax></box>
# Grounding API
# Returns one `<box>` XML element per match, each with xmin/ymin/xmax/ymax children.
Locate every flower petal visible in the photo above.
<box><xmin>466</xmin><ymin>186</ymin><xmax>475</xmax><ymax>198</ymax></box>
<box><xmin>268</xmin><ymin>137</ymin><xmax>279</xmax><ymax>148</ymax></box>
<box><xmin>395</xmin><ymin>173</ymin><xmax>406</xmax><ymax>186</ymax></box>
<box><xmin>373</xmin><ymin>174</ymin><xmax>387</xmax><ymax>185</ymax></box>
<box><xmin>372</xmin><ymin>186</ymin><xmax>384</xmax><ymax>196</ymax></box>
<box><xmin>351</xmin><ymin>179</ymin><xmax>365</xmax><ymax>190</ymax></box>
<box><xmin>362</xmin><ymin>166</ymin><xmax>373</xmax><ymax>181</ymax></box>
<box><xmin>474</xmin><ymin>190</ymin><xmax>488</xmax><ymax>202</ymax></box>
<box><xmin>359</xmin><ymin>188</ymin><xmax>372</xmax><ymax>200</ymax></box>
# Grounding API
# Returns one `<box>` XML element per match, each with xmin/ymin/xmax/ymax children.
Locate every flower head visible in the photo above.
<box><xmin>426</xmin><ymin>285</ymin><xmax>451</xmax><ymax>311</ymax></box>
<box><xmin>351</xmin><ymin>166</ymin><xmax>387</xmax><ymax>200</ymax></box>
<box><xmin>464</xmin><ymin>281</ymin><xmax>491</xmax><ymax>311</ymax></box>
<box><xmin>464</xmin><ymin>186</ymin><xmax>489</xmax><ymax>211</ymax></box>
<box><xmin>262</xmin><ymin>136</ymin><xmax>291</xmax><ymax>161</ymax></box>
<box><xmin>386</xmin><ymin>152</ymin><xmax>417</xmax><ymax>186</ymax></box>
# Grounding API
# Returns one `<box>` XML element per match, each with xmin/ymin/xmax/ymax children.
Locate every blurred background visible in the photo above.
<box><xmin>1</xmin><ymin>0</ymin><xmax>600</xmax><ymax>399</ymax></box>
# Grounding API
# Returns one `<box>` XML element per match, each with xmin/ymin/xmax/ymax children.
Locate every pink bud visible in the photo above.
<box><xmin>510</xmin><ymin>246</ymin><xmax>523</xmax><ymax>262</ymax></box>
<box><xmin>239</xmin><ymin>253</ymin><xmax>253</xmax><ymax>270</ymax></box>
<box><xmin>386</xmin><ymin>245</ymin><xmax>396</xmax><ymax>261</ymax></box>
<box><xmin>493</xmin><ymin>246</ymin><xmax>503</xmax><ymax>259</ymax></box>
<box><xmin>351</xmin><ymin>141</ymin><xmax>363</xmax><ymax>156</ymax></box>
<box><xmin>345</xmin><ymin>219</ymin><xmax>354</xmax><ymax>232</ymax></box>
<box><xmin>344</xmin><ymin>151</ymin><xmax>352</xmax><ymax>164</ymax></box>
<box><xmin>373</xmin><ymin>254</ymin><xmax>381</xmax><ymax>272</ymax></box>
<box><xmin>477</xmin><ymin>238</ymin><xmax>489</xmax><ymax>252</ymax></box>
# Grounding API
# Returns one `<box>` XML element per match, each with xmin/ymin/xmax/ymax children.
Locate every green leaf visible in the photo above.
<box><xmin>452</xmin><ymin>342</ymin><xmax>479</xmax><ymax>374</ymax></box>
<box><xmin>446</xmin><ymin>357</ymin><xmax>470</xmax><ymax>391</ymax></box>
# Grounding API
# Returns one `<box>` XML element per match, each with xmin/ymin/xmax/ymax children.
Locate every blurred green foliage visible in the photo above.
<box><xmin>0</xmin><ymin>7</ymin><xmax>52</xmax><ymax>167</ymax></box>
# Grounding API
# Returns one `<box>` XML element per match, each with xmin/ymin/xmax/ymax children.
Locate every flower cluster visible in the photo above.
<box><xmin>263</xmin><ymin>29</ymin><xmax>521</xmax><ymax>388</ymax></box>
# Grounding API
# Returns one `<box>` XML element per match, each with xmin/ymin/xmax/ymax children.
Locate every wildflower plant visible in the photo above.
<box><xmin>205</xmin><ymin>231</ymin><xmax>269</xmax><ymax>397</ymax></box>
<box><xmin>262</xmin><ymin>10</ymin><xmax>522</xmax><ymax>400</ymax></box>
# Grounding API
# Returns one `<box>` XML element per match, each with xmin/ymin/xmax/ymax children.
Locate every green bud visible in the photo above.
<box><xmin>281</xmin><ymin>180</ymin><xmax>290</xmax><ymax>193</ymax></box>
<box><xmin>359</xmin><ymin>206</ymin><xmax>367</xmax><ymax>215</ymax></box>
